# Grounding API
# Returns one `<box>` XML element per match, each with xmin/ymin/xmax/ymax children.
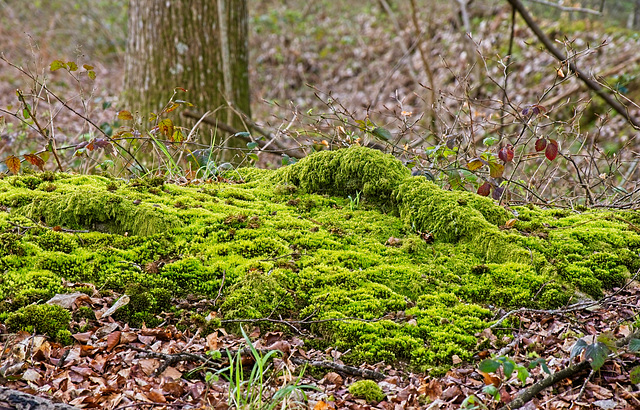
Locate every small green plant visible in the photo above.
<box><xmin>205</xmin><ymin>327</ymin><xmax>319</xmax><ymax>409</ymax></box>
<box><xmin>348</xmin><ymin>190</ymin><xmax>361</xmax><ymax>211</ymax></box>
<box><xmin>463</xmin><ymin>355</ymin><xmax>552</xmax><ymax>409</ymax></box>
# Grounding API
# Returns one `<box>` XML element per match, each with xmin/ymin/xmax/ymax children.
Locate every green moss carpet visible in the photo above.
<box><xmin>1</xmin><ymin>147</ymin><xmax>638</xmax><ymax>372</ymax></box>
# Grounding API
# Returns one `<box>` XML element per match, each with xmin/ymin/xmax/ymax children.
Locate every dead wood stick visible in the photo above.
<box><xmin>0</xmin><ymin>386</ymin><xmax>79</xmax><ymax>409</ymax></box>
<box><xmin>544</xmin><ymin>53</ymin><xmax>640</xmax><ymax>108</ymax></box>
<box><xmin>497</xmin><ymin>360</ymin><xmax>591</xmax><ymax>410</ymax></box>
<box><xmin>506</xmin><ymin>0</ymin><xmax>640</xmax><ymax>129</ymax></box>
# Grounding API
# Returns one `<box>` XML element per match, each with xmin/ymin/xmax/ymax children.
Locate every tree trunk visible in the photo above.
<box><xmin>124</xmin><ymin>0</ymin><xmax>250</xmax><ymax>161</ymax></box>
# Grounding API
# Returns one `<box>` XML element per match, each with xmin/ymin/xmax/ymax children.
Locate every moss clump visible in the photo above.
<box><xmin>349</xmin><ymin>380</ymin><xmax>385</xmax><ymax>403</ymax></box>
<box><xmin>220</xmin><ymin>269</ymin><xmax>295</xmax><ymax>320</ymax></box>
<box><xmin>34</xmin><ymin>229</ymin><xmax>77</xmax><ymax>253</ymax></box>
<box><xmin>56</xmin><ymin>329</ymin><xmax>74</xmax><ymax>346</ymax></box>
<box><xmin>1</xmin><ymin>175</ymin><xmax>182</xmax><ymax>236</ymax></box>
<box><xmin>113</xmin><ymin>283</ymin><xmax>172</xmax><ymax>327</ymax></box>
<box><xmin>5</xmin><ymin>304</ymin><xmax>71</xmax><ymax>341</ymax></box>
<box><xmin>277</xmin><ymin>146</ymin><xmax>410</xmax><ymax>208</ymax></box>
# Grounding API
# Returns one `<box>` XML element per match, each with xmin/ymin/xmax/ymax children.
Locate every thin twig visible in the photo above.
<box><xmin>212</xmin><ymin>269</ymin><xmax>226</xmax><ymax>308</ymax></box>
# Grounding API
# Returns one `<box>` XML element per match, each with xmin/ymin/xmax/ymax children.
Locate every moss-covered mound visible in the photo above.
<box><xmin>1</xmin><ymin>146</ymin><xmax>638</xmax><ymax>372</ymax></box>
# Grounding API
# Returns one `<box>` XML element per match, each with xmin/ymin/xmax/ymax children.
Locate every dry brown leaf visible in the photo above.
<box><xmin>479</xmin><ymin>370</ymin><xmax>502</xmax><ymax>388</ymax></box>
<box><xmin>146</xmin><ymin>388</ymin><xmax>166</xmax><ymax>403</ymax></box>
<box><xmin>385</xmin><ymin>236</ymin><xmax>402</xmax><ymax>247</ymax></box>
<box><xmin>5</xmin><ymin>155</ymin><xmax>20</xmax><ymax>174</ymax></box>
<box><xmin>160</xmin><ymin>366</ymin><xmax>182</xmax><ymax>380</ymax></box>
<box><xmin>139</xmin><ymin>358</ymin><xmax>160</xmax><ymax>376</ymax></box>
<box><xmin>99</xmin><ymin>295</ymin><xmax>130</xmax><ymax>319</ymax></box>
<box><xmin>504</xmin><ymin>218</ymin><xmax>517</xmax><ymax>229</ymax></box>
<box><xmin>323</xmin><ymin>371</ymin><xmax>344</xmax><ymax>387</ymax></box>
<box><xmin>206</xmin><ymin>332</ymin><xmax>220</xmax><ymax>351</ymax></box>
<box><xmin>266</xmin><ymin>340</ymin><xmax>291</xmax><ymax>355</ymax></box>
<box><xmin>314</xmin><ymin>401</ymin><xmax>330</xmax><ymax>410</ymax></box>
<box><xmin>47</xmin><ymin>292</ymin><xmax>92</xmax><ymax>309</ymax></box>
<box><xmin>120</xmin><ymin>331</ymin><xmax>138</xmax><ymax>344</ymax></box>
<box><xmin>417</xmin><ymin>379</ymin><xmax>442</xmax><ymax>400</ymax></box>
<box><xmin>264</xmin><ymin>331</ymin><xmax>283</xmax><ymax>346</ymax></box>
<box><xmin>22</xmin><ymin>368</ymin><xmax>41</xmax><ymax>382</ymax></box>
<box><xmin>107</xmin><ymin>331</ymin><xmax>121</xmax><ymax>351</ymax></box>
<box><xmin>441</xmin><ymin>385</ymin><xmax>462</xmax><ymax>401</ymax></box>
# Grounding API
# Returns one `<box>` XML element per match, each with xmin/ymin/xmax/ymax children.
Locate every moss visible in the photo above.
<box><xmin>33</xmin><ymin>229</ymin><xmax>78</xmax><ymax>253</ymax></box>
<box><xmin>5</xmin><ymin>304</ymin><xmax>71</xmax><ymax>341</ymax></box>
<box><xmin>73</xmin><ymin>306</ymin><xmax>96</xmax><ymax>321</ymax></box>
<box><xmin>112</xmin><ymin>283</ymin><xmax>171</xmax><ymax>327</ymax></box>
<box><xmin>56</xmin><ymin>329</ymin><xmax>74</xmax><ymax>346</ymax></box>
<box><xmin>349</xmin><ymin>380</ymin><xmax>385</xmax><ymax>403</ymax></box>
<box><xmin>0</xmin><ymin>175</ymin><xmax>182</xmax><ymax>236</ymax></box>
<box><xmin>221</xmin><ymin>269</ymin><xmax>295</xmax><ymax>321</ymax></box>
<box><xmin>276</xmin><ymin>146</ymin><xmax>410</xmax><ymax>207</ymax></box>
<box><xmin>1</xmin><ymin>147</ymin><xmax>639</xmax><ymax>372</ymax></box>
<box><xmin>0</xmin><ymin>233</ymin><xmax>26</xmax><ymax>256</ymax></box>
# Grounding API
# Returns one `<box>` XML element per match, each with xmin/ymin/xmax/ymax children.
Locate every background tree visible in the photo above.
<box><xmin>124</xmin><ymin>0</ymin><xmax>250</xmax><ymax>158</ymax></box>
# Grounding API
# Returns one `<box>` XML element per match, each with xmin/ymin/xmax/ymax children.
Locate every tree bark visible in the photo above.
<box><xmin>124</xmin><ymin>0</ymin><xmax>250</xmax><ymax>158</ymax></box>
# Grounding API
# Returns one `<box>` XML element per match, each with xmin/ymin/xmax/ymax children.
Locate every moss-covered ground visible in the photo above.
<box><xmin>1</xmin><ymin>147</ymin><xmax>639</xmax><ymax>372</ymax></box>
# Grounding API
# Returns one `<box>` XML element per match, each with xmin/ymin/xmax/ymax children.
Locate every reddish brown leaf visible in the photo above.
<box><xmin>73</xmin><ymin>331</ymin><xmax>93</xmax><ymax>343</ymax></box>
<box><xmin>417</xmin><ymin>379</ymin><xmax>442</xmax><ymax>401</ymax></box>
<box><xmin>535</xmin><ymin>138</ymin><xmax>547</xmax><ymax>152</ymax></box>
<box><xmin>323</xmin><ymin>372</ymin><xmax>344</xmax><ymax>387</ymax></box>
<box><xmin>477</xmin><ymin>182</ymin><xmax>491</xmax><ymax>197</ymax></box>
<box><xmin>107</xmin><ymin>331</ymin><xmax>121</xmax><ymax>352</ymax></box>
<box><xmin>80</xmin><ymin>344</ymin><xmax>98</xmax><ymax>356</ymax></box>
<box><xmin>164</xmin><ymin>102</ymin><xmax>180</xmax><ymax>114</ymax></box>
<box><xmin>145</xmin><ymin>388</ymin><xmax>166</xmax><ymax>403</ymax></box>
<box><xmin>5</xmin><ymin>155</ymin><xmax>20</xmax><ymax>174</ymax></box>
<box><xmin>23</xmin><ymin>153</ymin><xmax>45</xmax><ymax>171</ymax></box>
<box><xmin>498</xmin><ymin>145</ymin><xmax>514</xmax><ymax>162</ymax></box>
<box><xmin>545</xmin><ymin>139</ymin><xmax>559</xmax><ymax>161</ymax></box>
